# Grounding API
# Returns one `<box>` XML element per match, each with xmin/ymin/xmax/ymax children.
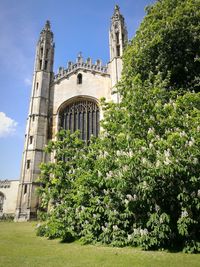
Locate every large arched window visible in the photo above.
<box><xmin>0</xmin><ymin>192</ymin><xmax>4</xmax><ymax>213</ymax></box>
<box><xmin>60</xmin><ymin>98</ymin><xmax>100</xmax><ymax>142</ymax></box>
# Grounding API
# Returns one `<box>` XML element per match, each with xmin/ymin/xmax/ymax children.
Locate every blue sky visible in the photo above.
<box><xmin>0</xmin><ymin>0</ymin><xmax>155</xmax><ymax>179</ymax></box>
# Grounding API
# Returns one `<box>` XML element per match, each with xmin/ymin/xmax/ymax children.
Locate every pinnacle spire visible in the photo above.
<box><xmin>115</xmin><ymin>5</ymin><xmax>120</xmax><ymax>11</ymax></box>
<box><xmin>112</xmin><ymin>4</ymin><xmax>122</xmax><ymax>20</ymax></box>
<box><xmin>45</xmin><ymin>20</ymin><xmax>51</xmax><ymax>31</ymax></box>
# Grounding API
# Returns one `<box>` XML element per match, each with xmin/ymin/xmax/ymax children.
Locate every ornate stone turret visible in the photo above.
<box><xmin>15</xmin><ymin>21</ymin><xmax>54</xmax><ymax>221</ymax></box>
<box><xmin>109</xmin><ymin>5</ymin><xmax>128</xmax><ymax>102</ymax></box>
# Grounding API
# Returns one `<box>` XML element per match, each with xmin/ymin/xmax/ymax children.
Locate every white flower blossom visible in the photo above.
<box><xmin>149</xmin><ymin>143</ymin><xmax>153</xmax><ymax>149</ymax></box>
<box><xmin>103</xmin><ymin>189</ymin><xmax>108</xmax><ymax>195</ymax></box>
<box><xmin>172</xmin><ymin>102</ymin><xmax>177</xmax><ymax>109</ymax></box>
<box><xmin>140</xmin><ymin>228</ymin><xmax>148</xmax><ymax>236</ymax></box>
<box><xmin>129</xmin><ymin>150</ymin><xmax>133</xmax><ymax>157</ymax></box>
<box><xmin>189</xmin><ymin>137</ymin><xmax>195</xmax><ymax>147</ymax></box>
<box><xmin>125</xmin><ymin>199</ymin><xmax>129</xmax><ymax>205</ymax></box>
<box><xmin>155</xmin><ymin>204</ymin><xmax>160</xmax><ymax>212</ymax></box>
<box><xmin>104</xmin><ymin>151</ymin><xmax>109</xmax><ymax>157</ymax></box>
<box><xmin>133</xmin><ymin>228</ymin><xmax>140</xmax><ymax>235</ymax></box>
<box><xmin>164</xmin><ymin>157</ymin><xmax>171</xmax><ymax>165</ymax></box>
<box><xmin>122</xmin><ymin>165</ymin><xmax>129</xmax><ymax>172</ymax></box>
<box><xmin>156</xmin><ymin>160</ymin><xmax>161</xmax><ymax>167</ymax></box>
<box><xmin>197</xmin><ymin>190</ymin><xmax>200</xmax><ymax>197</ymax></box>
<box><xmin>128</xmin><ymin>234</ymin><xmax>132</xmax><ymax>241</ymax></box>
<box><xmin>148</xmin><ymin>128</ymin><xmax>155</xmax><ymax>134</ymax></box>
<box><xmin>113</xmin><ymin>225</ymin><xmax>118</xmax><ymax>231</ymax></box>
<box><xmin>180</xmin><ymin>131</ymin><xmax>187</xmax><ymax>137</ymax></box>
<box><xmin>156</xmin><ymin>135</ymin><xmax>160</xmax><ymax>140</ymax></box>
<box><xmin>142</xmin><ymin>158</ymin><xmax>147</xmax><ymax>164</ymax></box>
<box><xmin>141</xmin><ymin>146</ymin><xmax>146</xmax><ymax>152</ymax></box>
<box><xmin>181</xmin><ymin>210</ymin><xmax>188</xmax><ymax>218</ymax></box>
<box><xmin>133</xmin><ymin>194</ymin><xmax>137</xmax><ymax>201</ymax></box>
<box><xmin>98</xmin><ymin>170</ymin><xmax>102</xmax><ymax>177</ymax></box>
<box><xmin>126</xmin><ymin>194</ymin><xmax>134</xmax><ymax>201</ymax></box>
<box><xmin>164</xmin><ymin>149</ymin><xmax>171</xmax><ymax>158</ymax></box>
<box><xmin>117</xmin><ymin>150</ymin><xmax>121</xmax><ymax>156</ymax></box>
<box><xmin>106</xmin><ymin>171</ymin><xmax>113</xmax><ymax>179</ymax></box>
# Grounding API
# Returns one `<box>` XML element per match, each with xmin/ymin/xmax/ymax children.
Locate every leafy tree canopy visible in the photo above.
<box><xmin>123</xmin><ymin>0</ymin><xmax>200</xmax><ymax>91</ymax></box>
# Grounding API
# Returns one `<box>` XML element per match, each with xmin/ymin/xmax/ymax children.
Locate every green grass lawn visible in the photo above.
<box><xmin>0</xmin><ymin>222</ymin><xmax>199</xmax><ymax>267</ymax></box>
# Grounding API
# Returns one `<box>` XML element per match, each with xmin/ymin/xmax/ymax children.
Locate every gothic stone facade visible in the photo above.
<box><xmin>15</xmin><ymin>5</ymin><xmax>128</xmax><ymax>221</ymax></box>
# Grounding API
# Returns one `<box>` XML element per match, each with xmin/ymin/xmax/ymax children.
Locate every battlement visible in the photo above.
<box><xmin>0</xmin><ymin>180</ymin><xmax>11</xmax><ymax>188</ymax></box>
<box><xmin>54</xmin><ymin>53</ymin><xmax>109</xmax><ymax>83</ymax></box>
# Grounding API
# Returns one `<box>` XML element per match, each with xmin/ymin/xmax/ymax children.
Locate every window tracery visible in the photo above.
<box><xmin>60</xmin><ymin>99</ymin><xmax>100</xmax><ymax>142</ymax></box>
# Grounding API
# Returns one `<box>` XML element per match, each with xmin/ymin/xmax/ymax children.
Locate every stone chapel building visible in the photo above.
<box><xmin>14</xmin><ymin>5</ymin><xmax>128</xmax><ymax>221</ymax></box>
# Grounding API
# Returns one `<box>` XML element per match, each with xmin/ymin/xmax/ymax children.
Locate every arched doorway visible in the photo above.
<box><xmin>59</xmin><ymin>97</ymin><xmax>100</xmax><ymax>142</ymax></box>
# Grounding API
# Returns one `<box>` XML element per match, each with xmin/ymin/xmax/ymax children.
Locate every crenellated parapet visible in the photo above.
<box><xmin>54</xmin><ymin>53</ymin><xmax>109</xmax><ymax>83</ymax></box>
<box><xmin>0</xmin><ymin>180</ymin><xmax>11</xmax><ymax>188</ymax></box>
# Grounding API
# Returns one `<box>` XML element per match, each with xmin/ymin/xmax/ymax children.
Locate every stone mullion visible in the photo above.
<box><xmin>83</xmin><ymin>112</ymin><xmax>86</xmax><ymax>140</ymax></box>
<box><xmin>80</xmin><ymin>112</ymin><xmax>83</xmax><ymax>139</ymax></box>
<box><xmin>63</xmin><ymin>112</ymin><xmax>66</xmax><ymax>130</ymax></box>
<box><xmin>93</xmin><ymin>110</ymin><xmax>97</xmax><ymax>136</ymax></box>
<box><xmin>89</xmin><ymin>110</ymin><xmax>92</xmax><ymax>139</ymax></box>
<box><xmin>65</xmin><ymin>113</ymin><xmax>68</xmax><ymax>130</ymax></box>
<box><xmin>96</xmin><ymin>109</ymin><xmax>99</xmax><ymax>137</ymax></box>
<box><xmin>66</xmin><ymin>111</ymin><xmax>70</xmax><ymax>130</ymax></box>
<box><xmin>72</xmin><ymin>104</ymin><xmax>75</xmax><ymax>132</ymax></box>
<box><xmin>69</xmin><ymin>113</ymin><xmax>72</xmax><ymax>133</ymax></box>
<box><xmin>86</xmin><ymin>102</ymin><xmax>89</xmax><ymax>143</ymax></box>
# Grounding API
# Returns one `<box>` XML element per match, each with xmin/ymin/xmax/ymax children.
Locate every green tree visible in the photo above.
<box><xmin>123</xmin><ymin>0</ymin><xmax>200</xmax><ymax>91</ymax></box>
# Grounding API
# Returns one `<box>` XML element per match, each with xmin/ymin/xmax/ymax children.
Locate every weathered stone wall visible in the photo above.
<box><xmin>50</xmin><ymin>70</ymin><xmax>111</xmax><ymax>137</ymax></box>
<box><xmin>0</xmin><ymin>180</ymin><xmax>19</xmax><ymax>215</ymax></box>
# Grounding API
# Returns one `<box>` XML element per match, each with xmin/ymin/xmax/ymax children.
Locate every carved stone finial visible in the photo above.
<box><xmin>78</xmin><ymin>52</ymin><xmax>82</xmax><ymax>58</ymax></box>
<box><xmin>45</xmin><ymin>20</ymin><xmax>51</xmax><ymax>30</ymax></box>
<box><xmin>113</xmin><ymin>5</ymin><xmax>120</xmax><ymax>19</ymax></box>
<box><xmin>115</xmin><ymin>5</ymin><xmax>120</xmax><ymax>11</ymax></box>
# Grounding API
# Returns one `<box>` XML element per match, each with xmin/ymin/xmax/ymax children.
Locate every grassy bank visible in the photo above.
<box><xmin>0</xmin><ymin>222</ymin><xmax>199</xmax><ymax>267</ymax></box>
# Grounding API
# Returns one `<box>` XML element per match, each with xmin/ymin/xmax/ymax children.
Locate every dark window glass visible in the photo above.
<box><xmin>24</xmin><ymin>185</ymin><xmax>27</xmax><ymax>194</ymax></box>
<box><xmin>117</xmin><ymin>45</ymin><xmax>120</xmax><ymax>57</ymax></box>
<box><xmin>30</xmin><ymin>136</ymin><xmax>33</xmax><ymax>144</ymax></box>
<box><xmin>27</xmin><ymin>160</ymin><xmax>30</xmax><ymax>169</ymax></box>
<box><xmin>77</xmin><ymin>73</ymin><xmax>82</xmax><ymax>84</ymax></box>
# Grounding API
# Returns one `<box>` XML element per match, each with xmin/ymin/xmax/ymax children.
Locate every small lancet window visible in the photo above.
<box><xmin>46</xmin><ymin>49</ymin><xmax>49</xmax><ymax>58</ymax></box>
<box><xmin>116</xmin><ymin>32</ymin><xmax>119</xmax><ymax>44</ymax></box>
<box><xmin>122</xmin><ymin>33</ymin><xmax>125</xmax><ymax>44</ymax></box>
<box><xmin>39</xmin><ymin>60</ymin><xmax>42</xmax><ymax>70</ymax></box>
<box><xmin>36</xmin><ymin>82</ymin><xmax>39</xmax><ymax>90</ymax></box>
<box><xmin>40</xmin><ymin>47</ymin><xmax>43</xmax><ymax>57</ymax></box>
<box><xmin>44</xmin><ymin>60</ymin><xmax>48</xmax><ymax>70</ymax></box>
<box><xmin>29</xmin><ymin>136</ymin><xmax>33</xmax><ymax>145</ymax></box>
<box><xmin>117</xmin><ymin>45</ymin><xmax>120</xmax><ymax>57</ymax></box>
<box><xmin>27</xmin><ymin>160</ymin><xmax>30</xmax><ymax>169</ymax></box>
<box><xmin>77</xmin><ymin>73</ymin><xmax>82</xmax><ymax>84</ymax></box>
<box><xmin>24</xmin><ymin>184</ymin><xmax>27</xmax><ymax>194</ymax></box>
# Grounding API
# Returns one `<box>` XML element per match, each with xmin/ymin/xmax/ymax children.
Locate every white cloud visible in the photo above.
<box><xmin>0</xmin><ymin>112</ymin><xmax>18</xmax><ymax>137</ymax></box>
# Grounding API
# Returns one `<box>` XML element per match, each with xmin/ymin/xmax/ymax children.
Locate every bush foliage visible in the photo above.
<box><xmin>37</xmin><ymin>0</ymin><xmax>200</xmax><ymax>253</ymax></box>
